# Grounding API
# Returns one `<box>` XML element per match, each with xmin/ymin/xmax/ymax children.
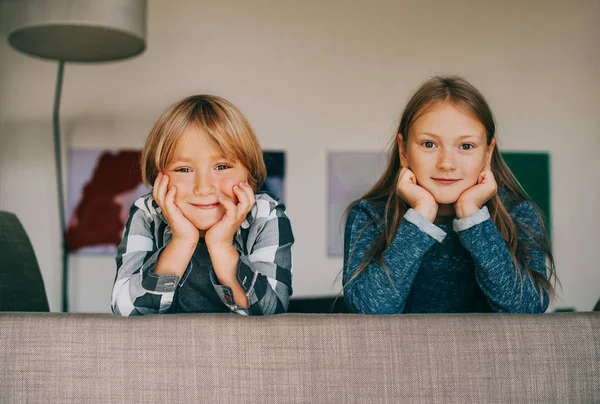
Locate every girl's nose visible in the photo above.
<box><xmin>438</xmin><ymin>150</ymin><xmax>456</xmax><ymax>171</ymax></box>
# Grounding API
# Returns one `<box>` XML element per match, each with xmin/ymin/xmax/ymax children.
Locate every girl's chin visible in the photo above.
<box><xmin>425</xmin><ymin>191</ymin><xmax>459</xmax><ymax>206</ymax></box>
<box><xmin>434</xmin><ymin>198</ymin><xmax>459</xmax><ymax>205</ymax></box>
<box><xmin>426</xmin><ymin>188</ymin><xmax>465</xmax><ymax>206</ymax></box>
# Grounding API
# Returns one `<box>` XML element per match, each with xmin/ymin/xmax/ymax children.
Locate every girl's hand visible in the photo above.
<box><xmin>153</xmin><ymin>173</ymin><xmax>199</xmax><ymax>246</ymax></box>
<box><xmin>455</xmin><ymin>167</ymin><xmax>497</xmax><ymax>219</ymax></box>
<box><xmin>205</xmin><ymin>182</ymin><xmax>256</xmax><ymax>249</ymax></box>
<box><xmin>396</xmin><ymin>167</ymin><xmax>437</xmax><ymax>222</ymax></box>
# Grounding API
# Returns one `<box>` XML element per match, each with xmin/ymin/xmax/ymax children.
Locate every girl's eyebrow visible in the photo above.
<box><xmin>415</xmin><ymin>132</ymin><xmax>481</xmax><ymax>140</ymax></box>
<box><xmin>415</xmin><ymin>132</ymin><xmax>442</xmax><ymax>138</ymax></box>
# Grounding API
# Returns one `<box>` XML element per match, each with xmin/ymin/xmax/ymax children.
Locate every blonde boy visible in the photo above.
<box><xmin>112</xmin><ymin>95</ymin><xmax>293</xmax><ymax>315</ymax></box>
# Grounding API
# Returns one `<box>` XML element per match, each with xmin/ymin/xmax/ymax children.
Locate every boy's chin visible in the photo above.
<box><xmin>189</xmin><ymin>217</ymin><xmax>222</xmax><ymax>233</ymax></box>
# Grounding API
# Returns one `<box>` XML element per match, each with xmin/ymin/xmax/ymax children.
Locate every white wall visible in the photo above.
<box><xmin>1</xmin><ymin>0</ymin><xmax>599</xmax><ymax>312</ymax></box>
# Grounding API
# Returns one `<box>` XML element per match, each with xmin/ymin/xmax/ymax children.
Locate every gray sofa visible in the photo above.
<box><xmin>1</xmin><ymin>311</ymin><xmax>598</xmax><ymax>403</ymax></box>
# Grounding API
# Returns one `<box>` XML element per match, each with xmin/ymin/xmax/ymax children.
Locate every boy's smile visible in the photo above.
<box><xmin>190</xmin><ymin>202</ymin><xmax>220</xmax><ymax>210</ymax></box>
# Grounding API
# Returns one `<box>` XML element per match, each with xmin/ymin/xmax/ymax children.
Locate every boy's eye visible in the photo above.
<box><xmin>175</xmin><ymin>167</ymin><xmax>191</xmax><ymax>173</ymax></box>
<box><xmin>460</xmin><ymin>144</ymin><xmax>474</xmax><ymax>150</ymax></box>
<box><xmin>215</xmin><ymin>164</ymin><xmax>230</xmax><ymax>171</ymax></box>
<box><xmin>422</xmin><ymin>141</ymin><xmax>435</xmax><ymax>148</ymax></box>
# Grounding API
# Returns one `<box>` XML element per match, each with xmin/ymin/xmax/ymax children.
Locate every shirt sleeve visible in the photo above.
<box><xmin>454</xmin><ymin>203</ymin><xmax>550</xmax><ymax>313</ymax></box>
<box><xmin>111</xmin><ymin>201</ymin><xmax>184</xmax><ymax>316</ymax></box>
<box><xmin>210</xmin><ymin>199</ymin><xmax>294</xmax><ymax>315</ymax></box>
<box><xmin>342</xmin><ymin>202</ymin><xmax>447</xmax><ymax>314</ymax></box>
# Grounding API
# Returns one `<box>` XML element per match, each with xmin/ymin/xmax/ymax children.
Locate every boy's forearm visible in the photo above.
<box><xmin>153</xmin><ymin>239</ymin><xmax>196</xmax><ymax>278</ymax></box>
<box><xmin>207</xmin><ymin>244</ymin><xmax>249</xmax><ymax>309</ymax></box>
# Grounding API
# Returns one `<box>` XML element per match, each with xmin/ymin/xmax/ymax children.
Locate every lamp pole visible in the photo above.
<box><xmin>52</xmin><ymin>60</ymin><xmax>68</xmax><ymax>312</ymax></box>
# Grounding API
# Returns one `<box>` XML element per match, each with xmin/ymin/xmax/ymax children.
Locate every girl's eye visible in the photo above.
<box><xmin>175</xmin><ymin>167</ymin><xmax>191</xmax><ymax>173</ymax></box>
<box><xmin>460</xmin><ymin>144</ymin><xmax>474</xmax><ymax>150</ymax></box>
<box><xmin>423</xmin><ymin>141</ymin><xmax>435</xmax><ymax>148</ymax></box>
<box><xmin>215</xmin><ymin>164</ymin><xmax>230</xmax><ymax>171</ymax></box>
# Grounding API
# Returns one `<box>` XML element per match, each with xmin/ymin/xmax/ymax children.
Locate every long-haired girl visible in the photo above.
<box><xmin>343</xmin><ymin>76</ymin><xmax>555</xmax><ymax>314</ymax></box>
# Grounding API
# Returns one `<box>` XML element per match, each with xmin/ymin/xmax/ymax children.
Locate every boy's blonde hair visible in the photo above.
<box><xmin>141</xmin><ymin>95</ymin><xmax>266</xmax><ymax>190</ymax></box>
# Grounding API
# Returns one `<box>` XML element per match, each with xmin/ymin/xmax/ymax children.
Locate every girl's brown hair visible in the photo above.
<box><xmin>141</xmin><ymin>95</ymin><xmax>266</xmax><ymax>190</ymax></box>
<box><xmin>345</xmin><ymin>76</ymin><xmax>556</xmax><ymax>304</ymax></box>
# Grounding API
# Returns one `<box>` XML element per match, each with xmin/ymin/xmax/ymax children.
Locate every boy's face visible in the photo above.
<box><xmin>399</xmin><ymin>103</ymin><xmax>495</xmax><ymax>205</ymax></box>
<box><xmin>165</xmin><ymin>126</ymin><xmax>249</xmax><ymax>233</ymax></box>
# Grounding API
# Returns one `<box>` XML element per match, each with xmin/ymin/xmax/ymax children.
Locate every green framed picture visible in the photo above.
<box><xmin>501</xmin><ymin>152</ymin><xmax>551</xmax><ymax>234</ymax></box>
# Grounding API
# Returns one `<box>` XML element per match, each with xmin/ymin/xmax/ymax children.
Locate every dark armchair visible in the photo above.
<box><xmin>0</xmin><ymin>211</ymin><xmax>49</xmax><ymax>311</ymax></box>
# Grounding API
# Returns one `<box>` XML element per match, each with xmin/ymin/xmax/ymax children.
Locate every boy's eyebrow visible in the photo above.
<box><xmin>169</xmin><ymin>156</ymin><xmax>193</xmax><ymax>164</ymax></box>
<box><xmin>169</xmin><ymin>154</ymin><xmax>232</xmax><ymax>164</ymax></box>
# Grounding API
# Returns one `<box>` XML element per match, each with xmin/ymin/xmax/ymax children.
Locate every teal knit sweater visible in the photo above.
<box><xmin>343</xmin><ymin>192</ymin><xmax>550</xmax><ymax>314</ymax></box>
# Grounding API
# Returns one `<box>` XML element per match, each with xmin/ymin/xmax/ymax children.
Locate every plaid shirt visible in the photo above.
<box><xmin>111</xmin><ymin>192</ymin><xmax>294</xmax><ymax>316</ymax></box>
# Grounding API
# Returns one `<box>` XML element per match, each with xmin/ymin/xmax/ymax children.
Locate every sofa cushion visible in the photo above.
<box><xmin>0</xmin><ymin>312</ymin><xmax>598</xmax><ymax>403</ymax></box>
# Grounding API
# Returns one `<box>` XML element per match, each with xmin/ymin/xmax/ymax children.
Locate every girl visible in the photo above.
<box><xmin>111</xmin><ymin>95</ymin><xmax>294</xmax><ymax>316</ymax></box>
<box><xmin>343</xmin><ymin>76</ymin><xmax>555</xmax><ymax>314</ymax></box>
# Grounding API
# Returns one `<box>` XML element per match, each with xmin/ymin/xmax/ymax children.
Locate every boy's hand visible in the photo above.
<box><xmin>153</xmin><ymin>173</ymin><xmax>199</xmax><ymax>246</ymax></box>
<box><xmin>396</xmin><ymin>167</ymin><xmax>438</xmax><ymax>222</ymax></box>
<box><xmin>455</xmin><ymin>166</ymin><xmax>497</xmax><ymax>219</ymax></box>
<box><xmin>205</xmin><ymin>182</ymin><xmax>255</xmax><ymax>250</ymax></box>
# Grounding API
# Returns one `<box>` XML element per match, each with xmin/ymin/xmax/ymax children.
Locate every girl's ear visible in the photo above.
<box><xmin>486</xmin><ymin>137</ymin><xmax>496</xmax><ymax>169</ymax></box>
<box><xmin>397</xmin><ymin>133</ymin><xmax>409</xmax><ymax>168</ymax></box>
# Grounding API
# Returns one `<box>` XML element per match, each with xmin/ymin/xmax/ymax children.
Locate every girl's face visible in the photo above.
<box><xmin>165</xmin><ymin>126</ymin><xmax>249</xmax><ymax>233</ymax></box>
<box><xmin>398</xmin><ymin>103</ymin><xmax>495</xmax><ymax>205</ymax></box>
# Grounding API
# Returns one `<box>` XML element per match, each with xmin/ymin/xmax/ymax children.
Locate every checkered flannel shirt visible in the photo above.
<box><xmin>111</xmin><ymin>192</ymin><xmax>294</xmax><ymax>316</ymax></box>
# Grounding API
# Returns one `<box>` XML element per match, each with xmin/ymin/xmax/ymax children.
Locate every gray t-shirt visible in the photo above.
<box><xmin>172</xmin><ymin>240</ymin><xmax>229</xmax><ymax>314</ymax></box>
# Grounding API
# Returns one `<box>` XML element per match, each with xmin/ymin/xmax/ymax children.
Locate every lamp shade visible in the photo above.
<box><xmin>6</xmin><ymin>0</ymin><xmax>146</xmax><ymax>62</ymax></box>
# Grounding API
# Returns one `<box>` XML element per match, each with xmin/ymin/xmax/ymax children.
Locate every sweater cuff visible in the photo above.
<box><xmin>404</xmin><ymin>208</ymin><xmax>446</xmax><ymax>243</ymax></box>
<box><xmin>453</xmin><ymin>206</ymin><xmax>490</xmax><ymax>232</ymax></box>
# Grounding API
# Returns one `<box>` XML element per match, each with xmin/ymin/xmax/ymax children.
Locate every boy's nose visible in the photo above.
<box><xmin>193</xmin><ymin>173</ymin><xmax>215</xmax><ymax>196</ymax></box>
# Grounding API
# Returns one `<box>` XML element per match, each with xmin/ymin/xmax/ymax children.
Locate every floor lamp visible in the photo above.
<box><xmin>5</xmin><ymin>0</ymin><xmax>147</xmax><ymax>312</ymax></box>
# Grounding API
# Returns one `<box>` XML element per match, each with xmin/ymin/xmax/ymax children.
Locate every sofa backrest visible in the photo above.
<box><xmin>0</xmin><ymin>312</ymin><xmax>598</xmax><ymax>403</ymax></box>
<box><xmin>0</xmin><ymin>211</ymin><xmax>49</xmax><ymax>312</ymax></box>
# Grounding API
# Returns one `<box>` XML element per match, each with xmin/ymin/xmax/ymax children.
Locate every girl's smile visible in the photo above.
<box><xmin>432</xmin><ymin>178</ymin><xmax>461</xmax><ymax>185</ymax></box>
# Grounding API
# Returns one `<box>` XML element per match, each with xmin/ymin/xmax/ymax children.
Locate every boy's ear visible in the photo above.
<box><xmin>397</xmin><ymin>133</ymin><xmax>408</xmax><ymax>168</ymax></box>
<box><xmin>486</xmin><ymin>137</ymin><xmax>496</xmax><ymax>169</ymax></box>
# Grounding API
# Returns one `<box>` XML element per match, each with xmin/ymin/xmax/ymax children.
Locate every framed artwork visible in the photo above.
<box><xmin>261</xmin><ymin>150</ymin><xmax>286</xmax><ymax>203</ymax></box>
<box><xmin>502</xmin><ymin>152</ymin><xmax>551</xmax><ymax>232</ymax></box>
<box><xmin>327</xmin><ymin>151</ymin><xmax>387</xmax><ymax>257</ymax></box>
<box><xmin>66</xmin><ymin>149</ymin><xmax>149</xmax><ymax>255</ymax></box>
